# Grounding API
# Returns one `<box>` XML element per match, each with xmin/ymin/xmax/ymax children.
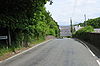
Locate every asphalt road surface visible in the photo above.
<box><xmin>0</xmin><ymin>38</ymin><xmax>99</xmax><ymax>66</ymax></box>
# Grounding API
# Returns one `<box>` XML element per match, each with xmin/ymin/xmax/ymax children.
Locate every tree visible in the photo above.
<box><xmin>85</xmin><ymin>17</ymin><xmax>100</xmax><ymax>28</ymax></box>
<box><xmin>0</xmin><ymin>0</ymin><xmax>59</xmax><ymax>50</ymax></box>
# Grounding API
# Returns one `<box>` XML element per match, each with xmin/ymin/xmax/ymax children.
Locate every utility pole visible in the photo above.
<box><xmin>70</xmin><ymin>18</ymin><xmax>73</xmax><ymax>34</ymax></box>
<box><xmin>84</xmin><ymin>14</ymin><xmax>87</xmax><ymax>26</ymax></box>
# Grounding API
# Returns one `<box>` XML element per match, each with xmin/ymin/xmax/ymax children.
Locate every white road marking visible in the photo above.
<box><xmin>81</xmin><ymin>41</ymin><xmax>100</xmax><ymax>66</ymax></box>
<box><xmin>85</xmin><ymin>42</ymin><xmax>100</xmax><ymax>66</ymax></box>
<box><xmin>96</xmin><ymin>60</ymin><xmax>100</xmax><ymax>66</ymax></box>
<box><xmin>80</xmin><ymin>40</ymin><xmax>95</xmax><ymax>57</ymax></box>
<box><xmin>88</xmin><ymin>48</ymin><xmax>95</xmax><ymax>56</ymax></box>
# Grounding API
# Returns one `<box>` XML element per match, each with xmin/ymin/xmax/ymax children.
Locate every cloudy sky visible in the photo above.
<box><xmin>45</xmin><ymin>0</ymin><xmax>100</xmax><ymax>26</ymax></box>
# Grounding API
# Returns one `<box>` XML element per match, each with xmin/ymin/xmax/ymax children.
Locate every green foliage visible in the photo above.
<box><xmin>0</xmin><ymin>0</ymin><xmax>59</xmax><ymax>53</ymax></box>
<box><xmin>85</xmin><ymin>17</ymin><xmax>100</xmax><ymax>28</ymax></box>
<box><xmin>73</xmin><ymin>26</ymin><xmax>94</xmax><ymax>40</ymax></box>
<box><xmin>77</xmin><ymin>17</ymin><xmax>100</xmax><ymax>28</ymax></box>
<box><xmin>78</xmin><ymin>23</ymin><xmax>85</xmax><ymax>27</ymax></box>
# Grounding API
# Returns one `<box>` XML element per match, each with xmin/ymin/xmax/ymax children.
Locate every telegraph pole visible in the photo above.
<box><xmin>84</xmin><ymin>14</ymin><xmax>87</xmax><ymax>26</ymax></box>
<box><xmin>70</xmin><ymin>18</ymin><xmax>73</xmax><ymax>34</ymax></box>
<box><xmin>84</xmin><ymin>14</ymin><xmax>86</xmax><ymax>21</ymax></box>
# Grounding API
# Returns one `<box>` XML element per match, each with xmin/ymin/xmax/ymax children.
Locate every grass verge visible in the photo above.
<box><xmin>0</xmin><ymin>38</ymin><xmax>45</xmax><ymax>61</ymax></box>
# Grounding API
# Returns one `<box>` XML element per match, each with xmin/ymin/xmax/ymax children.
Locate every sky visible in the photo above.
<box><xmin>45</xmin><ymin>0</ymin><xmax>100</xmax><ymax>26</ymax></box>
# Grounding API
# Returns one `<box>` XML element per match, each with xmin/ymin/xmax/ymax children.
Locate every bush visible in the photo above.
<box><xmin>73</xmin><ymin>26</ymin><xmax>94</xmax><ymax>41</ymax></box>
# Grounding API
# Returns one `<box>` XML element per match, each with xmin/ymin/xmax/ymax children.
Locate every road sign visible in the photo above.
<box><xmin>0</xmin><ymin>36</ymin><xmax>8</xmax><ymax>40</ymax></box>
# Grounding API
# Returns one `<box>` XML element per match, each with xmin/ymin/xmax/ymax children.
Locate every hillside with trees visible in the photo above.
<box><xmin>78</xmin><ymin>17</ymin><xmax>100</xmax><ymax>28</ymax></box>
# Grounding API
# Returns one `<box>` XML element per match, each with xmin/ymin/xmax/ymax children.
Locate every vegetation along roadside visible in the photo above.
<box><xmin>0</xmin><ymin>0</ymin><xmax>60</xmax><ymax>60</ymax></box>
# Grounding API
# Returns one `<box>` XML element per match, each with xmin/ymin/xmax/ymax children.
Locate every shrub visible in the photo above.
<box><xmin>73</xmin><ymin>26</ymin><xmax>94</xmax><ymax>41</ymax></box>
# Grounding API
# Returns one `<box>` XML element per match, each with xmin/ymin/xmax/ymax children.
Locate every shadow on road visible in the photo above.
<box><xmin>72</xmin><ymin>38</ymin><xmax>100</xmax><ymax>58</ymax></box>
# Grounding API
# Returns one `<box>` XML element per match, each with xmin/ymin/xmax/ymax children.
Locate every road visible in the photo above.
<box><xmin>0</xmin><ymin>38</ymin><xmax>99</xmax><ymax>66</ymax></box>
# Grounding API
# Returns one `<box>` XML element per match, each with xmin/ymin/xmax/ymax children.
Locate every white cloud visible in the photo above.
<box><xmin>45</xmin><ymin>0</ymin><xmax>100</xmax><ymax>26</ymax></box>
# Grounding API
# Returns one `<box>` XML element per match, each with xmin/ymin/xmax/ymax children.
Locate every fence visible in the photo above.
<box><xmin>87</xmin><ymin>33</ymin><xmax>100</xmax><ymax>48</ymax></box>
<box><xmin>78</xmin><ymin>32</ymin><xmax>100</xmax><ymax>50</ymax></box>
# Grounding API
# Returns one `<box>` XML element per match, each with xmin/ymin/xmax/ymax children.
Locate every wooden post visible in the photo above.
<box><xmin>84</xmin><ymin>14</ymin><xmax>87</xmax><ymax>27</ymax></box>
<box><xmin>70</xmin><ymin>18</ymin><xmax>73</xmax><ymax>34</ymax></box>
<box><xmin>8</xmin><ymin>28</ymin><xmax>11</xmax><ymax>47</ymax></box>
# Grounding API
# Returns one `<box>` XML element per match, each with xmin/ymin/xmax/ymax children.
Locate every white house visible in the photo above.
<box><xmin>74</xmin><ymin>25</ymin><xmax>83</xmax><ymax>31</ymax></box>
<box><xmin>94</xmin><ymin>28</ymin><xmax>100</xmax><ymax>33</ymax></box>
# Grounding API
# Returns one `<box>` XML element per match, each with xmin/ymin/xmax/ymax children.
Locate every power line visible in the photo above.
<box><xmin>71</xmin><ymin>0</ymin><xmax>89</xmax><ymax>25</ymax></box>
<box><xmin>70</xmin><ymin>0</ymin><xmax>78</xmax><ymax>26</ymax></box>
<box><xmin>71</xmin><ymin>0</ymin><xmax>78</xmax><ymax>18</ymax></box>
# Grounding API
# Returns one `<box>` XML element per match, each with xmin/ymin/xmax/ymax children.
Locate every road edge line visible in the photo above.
<box><xmin>0</xmin><ymin>39</ymin><xmax>53</xmax><ymax>63</ymax></box>
<box><xmin>74</xmin><ymin>38</ymin><xmax>100</xmax><ymax>65</ymax></box>
<box><xmin>88</xmin><ymin>48</ymin><xmax>95</xmax><ymax>56</ymax></box>
<box><xmin>75</xmin><ymin>38</ymin><xmax>95</xmax><ymax>57</ymax></box>
<box><xmin>96</xmin><ymin>60</ymin><xmax>100</xmax><ymax>66</ymax></box>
